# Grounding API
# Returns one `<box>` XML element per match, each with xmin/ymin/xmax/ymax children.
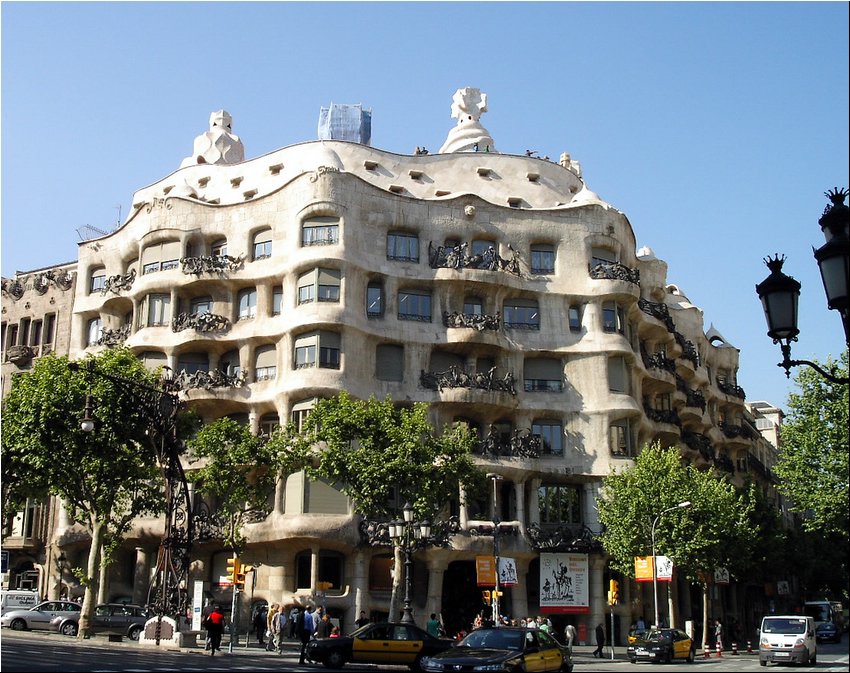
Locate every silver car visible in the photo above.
<box><xmin>0</xmin><ymin>600</ymin><xmax>81</xmax><ymax>632</ymax></box>
<box><xmin>53</xmin><ymin>602</ymin><xmax>151</xmax><ymax>639</ymax></box>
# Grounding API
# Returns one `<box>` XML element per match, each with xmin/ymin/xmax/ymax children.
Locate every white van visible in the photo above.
<box><xmin>0</xmin><ymin>590</ymin><xmax>40</xmax><ymax>615</ymax></box>
<box><xmin>759</xmin><ymin>615</ymin><xmax>817</xmax><ymax>666</ymax></box>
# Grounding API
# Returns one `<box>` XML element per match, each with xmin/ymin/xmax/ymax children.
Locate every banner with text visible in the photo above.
<box><xmin>476</xmin><ymin>556</ymin><xmax>496</xmax><ymax>586</ymax></box>
<box><xmin>634</xmin><ymin>555</ymin><xmax>673</xmax><ymax>582</ymax></box>
<box><xmin>539</xmin><ymin>553</ymin><xmax>589</xmax><ymax>613</ymax></box>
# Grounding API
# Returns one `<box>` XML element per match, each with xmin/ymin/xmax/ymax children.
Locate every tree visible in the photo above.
<box><xmin>287</xmin><ymin>392</ymin><xmax>487</xmax><ymax>618</ymax></box>
<box><xmin>598</xmin><ymin>443</ymin><xmax>755</xmax><ymax>645</ymax></box>
<box><xmin>186</xmin><ymin>417</ymin><xmax>308</xmax><ymax>552</ymax></box>
<box><xmin>1</xmin><ymin>348</ymin><xmax>164</xmax><ymax>638</ymax></box>
<box><xmin>774</xmin><ymin>351</ymin><xmax>848</xmax><ymax>539</ymax></box>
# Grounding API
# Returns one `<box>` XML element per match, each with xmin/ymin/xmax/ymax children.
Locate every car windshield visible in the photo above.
<box><xmin>458</xmin><ymin>629</ymin><xmax>524</xmax><ymax>651</ymax></box>
<box><xmin>645</xmin><ymin>629</ymin><xmax>672</xmax><ymax>643</ymax></box>
<box><xmin>762</xmin><ymin>619</ymin><xmax>807</xmax><ymax>635</ymax></box>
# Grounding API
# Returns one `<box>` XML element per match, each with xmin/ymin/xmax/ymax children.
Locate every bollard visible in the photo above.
<box><xmin>703</xmin><ymin>644</ymin><xmax>711</xmax><ymax>659</ymax></box>
<box><xmin>732</xmin><ymin>642</ymin><xmax>739</xmax><ymax>655</ymax></box>
<box><xmin>747</xmin><ymin>640</ymin><xmax>753</xmax><ymax>654</ymax></box>
<box><xmin>715</xmin><ymin>643</ymin><xmax>722</xmax><ymax>657</ymax></box>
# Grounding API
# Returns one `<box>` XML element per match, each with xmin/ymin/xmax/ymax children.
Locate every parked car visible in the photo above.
<box><xmin>420</xmin><ymin>626</ymin><xmax>573</xmax><ymax>673</ymax></box>
<box><xmin>758</xmin><ymin>615</ymin><xmax>817</xmax><ymax>666</ymax></box>
<box><xmin>627</xmin><ymin>627</ymin><xmax>695</xmax><ymax>664</ymax></box>
<box><xmin>53</xmin><ymin>602</ymin><xmax>151</xmax><ymax>639</ymax></box>
<box><xmin>306</xmin><ymin>621</ymin><xmax>455</xmax><ymax>670</ymax></box>
<box><xmin>815</xmin><ymin>620</ymin><xmax>841</xmax><ymax>644</ymax></box>
<box><xmin>0</xmin><ymin>600</ymin><xmax>81</xmax><ymax>632</ymax></box>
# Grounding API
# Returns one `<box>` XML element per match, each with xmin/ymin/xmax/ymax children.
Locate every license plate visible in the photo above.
<box><xmin>775</xmin><ymin>652</ymin><xmax>789</xmax><ymax>658</ymax></box>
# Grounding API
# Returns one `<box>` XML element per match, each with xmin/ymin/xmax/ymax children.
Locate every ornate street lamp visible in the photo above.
<box><xmin>70</xmin><ymin>358</ymin><xmax>196</xmax><ymax>643</ymax></box>
<box><xmin>650</xmin><ymin>501</ymin><xmax>690</xmax><ymax>629</ymax></box>
<box><xmin>487</xmin><ymin>473</ymin><xmax>504</xmax><ymax>625</ymax></box>
<box><xmin>756</xmin><ymin>188</ymin><xmax>849</xmax><ymax>384</ymax></box>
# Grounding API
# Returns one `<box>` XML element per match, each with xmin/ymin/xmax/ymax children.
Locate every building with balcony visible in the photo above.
<box><xmin>2</xmin><ymin>90</ymin><xmax>780</xmax><ymax>641</ymax></box>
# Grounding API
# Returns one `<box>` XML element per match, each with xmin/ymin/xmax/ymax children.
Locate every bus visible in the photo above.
<box><xmin>803</xmin><ymin>600</ymin><xmax>845</xmax><ymax>631</ymax></box>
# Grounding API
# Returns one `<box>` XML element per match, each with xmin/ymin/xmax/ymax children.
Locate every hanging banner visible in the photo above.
<box><xmin>634</xmin><ymin>555</ymin><xmax>673</xmax><ymax>582</ymax></box>
<box><xmin>476</xmin><ymin>556</ymin><xmax>496</xmax><ymax>586</ymax></box>
<box><xmin>539</xmin><ymin>553</ymin><xmax>589</xmax><ymax>614</ymax></box>
<box><xmin>714</xmin><ymin>568</ymin><xmax>730</xmax><ymax>585</ymax></box>
<box><xmin>498</xmin><ymin>557</ymin><xmax>518</xmax><ymax>586</ymax></box>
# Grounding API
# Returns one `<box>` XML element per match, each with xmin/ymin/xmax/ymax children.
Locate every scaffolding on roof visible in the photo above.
<box><xmin>318</xmin><ymin>103</ymin><xmax>372</xmax><ymax>145</ymax></box>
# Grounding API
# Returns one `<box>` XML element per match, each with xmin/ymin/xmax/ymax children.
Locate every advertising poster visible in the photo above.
<box><xmin>539</xmin><ymin>553</ymin><xmax>589</xmax><ymax>613</ymax></box>
<box><xmin>498</xmin><ymin>557</ymin><xmax>518</xmax><ymax>586</ymax></box>
<box><xmin>476</xmin><ymin>556</ymin><xmax>496</xmax><ymax>586</ymax></box>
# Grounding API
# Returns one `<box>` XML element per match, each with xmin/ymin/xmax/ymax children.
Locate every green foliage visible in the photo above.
<box><xmin>598</xmin><ymin>443</ymin><xmax>755</xmax><ymax>581</ymax></box>
<box><xmin>1</xmin><ymin>348</ymin><xmax>163</xmax><ymax>533</ymax></box>
<box><xmin>187</xmin><ymin>417</ymin><xmax>309</xmax><ymax>551</ymax></box>
<box><xmin>774</xmin><ymin>351</ymin><xmax>848</xmax><ymax>538</ymax></box>
<box><xmin>289</xmin><ymin>391</ymin><xmax>485</xmax><ymax>520</ymax></box>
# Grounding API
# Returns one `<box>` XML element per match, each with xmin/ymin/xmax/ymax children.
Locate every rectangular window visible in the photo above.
<box><xmin>367</xmin><ymin>283</ymin><xmax>384</xmax><ymax>318</ymax></box>
<box><xmin>319</xmin><ymin>346</ymin><xmax>340</xmax><ymax>369</ymax></box>
<box><xmin>291</xmin><ymin>398</ymin><xmax>316</xmax><ymax>432</ymax></box>
<box><xmin>569</xmin><ymin>305</ymin><xmax>582</xmax><ymax>332</ymax></box>
<box><xmin>211</xmin><ymin>240</ymin><xmax>228</xmax><ymax>256</ymax></box>
<box><xmin>387</xmin><ymin>232</ymin><xmax>420</xmax><ymax>262</ymax></box>
<box><xmin>253</xmin><ymin>240</ymin><xmax>272</xmax><ymax>260</ymax></box>
<box><xmin>523</xmin><ymin>357</ymin><xmax>563</xmax><ymax>392</ymax></box>
<box><xmin>530</xmin><ymin>245</ymin><xmax>556</xmax><ymax>274</ymax></box>
<box><xmin>295</xmin><ymin>331</ymin><xmax>341</xmax><ymax>370</ymax></box>
<box><xmin>298</xmin><ymin>284</ymin><xmax>315</xmax><ymax>305</ymax></box>
<box><xmin>87</xmin><ymin>318</ymin><xmax>102</xmax><ymax>346</ymax></box>
<box><xmin>272</xmin><ymin>287</ymin><xmax>283</xmax><ymax>315</ymax></box>
<box><xmin>298</xmin><ymin>268</ymin><xmax>341</xmax><ymax>305</ymax></box>
<box><xmin>591</xmin><ymin>247</ymin><xmax>617</xmax><ymax>267</ymax></box>
<box><xmin>609</xmin><ymin>419</ymin><xmax>633</xmax><ymax>456</ymax></box>
<box><xmin>302</xmin><ymin>217</ymin><xmax>339</xmax><ymax>246</ymax></box>
<box><xmin>533</xmin><ymin>421</ymin><xmax>563</xmax><ymax>456</ymax></box>
<box><xmin>602</xmin><ymin>301</ymin><xmax>625</xmax><ymax>334</ymax></box>
<box><xmin>538</xmin><ymin>485</ymin><xmax>581</xmax><ymax>524</ymax></box>
<box><xmin>464</xmin><ymin>298</ymin><xmax>483</xmax><ymax>316</ymax></box>
<box><xmin>238</xmin><ymin>289</ymin><xmax>257</xmax><ymax>320</ymax></box>
<box><xmin>503</xmin><ymin>299</ymin><xmax>540</xmax><ymax>330</ymax></box>
<box><xmin>376</xmin><ymin>344</ymin><xmax>404</xmax><ymax>381</ymax></box>
<box><xmin>255</xmin><ymin>345</ymin><xmax>276</xmax><ymax>380</ymax></box>
<box><xmin>398</xmin><ymin>291</ymin><xmax>431</xmax><ymax>322</ymax></box>
<box><xmin>147</xmin><ymin>294</ymin><xmax>171</xmax><ymax>326</ymax></box>
<box><xmin>190</xmin><ymin>297</ymin><xmax>212</xmax><ymax>315</ymax></box>
<box><xmin>255</xmin><ymin>365</ymin><xmax>277</xmax><ymax>381</ymax></box>
<box><xmin>608</xmin><ymin>356</ymin><xmax>628</xmax><ymax>393</ymax></box>
<box><xmin>90</xmin><ymin>273</ymin><xmax>106</xmax><ymax>294</ymax></box>
<box><xmin>44</xmin><ymin>314</ymin><xmax>56</xmax><ymax>344</ymax></box>
<box><xmin>294</xmin><ymin>343</ymin><xmax>316</xmax><ymax>368</ymax></box>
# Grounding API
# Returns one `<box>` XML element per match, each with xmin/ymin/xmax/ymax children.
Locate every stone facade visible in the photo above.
<box><xmin>1</xmin><ymin>93</ymin><xmax>784</xmax><ymax>641</ymax></box>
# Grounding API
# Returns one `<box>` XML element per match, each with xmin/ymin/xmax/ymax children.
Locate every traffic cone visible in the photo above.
<box><xmin>715</xmin><ymin>643</ymin><xmax>722</xmax><ymax>657</ymax></box>
<box><xmin>703</xmin><ymin>644</ymin><xmax>711</xmax><ymax>658</ymax></box>
<box><xmin>732</xmin><ymin>642</ymin><xmax>739</xmax><ymax>655</ymax></box>
<box><xmin>747</xmin><ymin>640</ymin><xmax>753</xmax><ymax>654</ymax></box>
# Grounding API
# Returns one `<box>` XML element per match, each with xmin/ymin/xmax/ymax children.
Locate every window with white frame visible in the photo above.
<box><xmin>89</xmin><ymin>270</ymin><xmax>106</xmax><ymax>294</ymax></box>
<box><xmin>533</xmin><ymin>420</ymin><xmax>564</xmax><ymax>456</ymax></box>
<box><xmin>220</xmin><ymin>349</ymin><xmax>241</xmax><ymax>377</ymax></box>
<box><xmin>190</xmin><ymin>296</ymin><xmax>212</xmax><ymax>316</ymax></box>
<box><xmin>146</xmin><ymin>293</ymin><xmax>171</xmax><ymax>326</ymax></box>
<box><xmin>211</xmin><ymin>239</ymin><xmax>228</xmax><ymax>257</ymax></box>
<box><xmin>298</xmin><ymin>268</ymin><xmax>341</xmax><ymax>305</ymax></box>
<box><xmin>538</xmin><ymin>484</ymin><xmax>581</xmax><ymax>524</ymax></box>
<box><xmin>254</xmin><ymin>344</ymin><xmax>277</xmax><ymax>381</ymax></box>
<box><xmin>291</xmin><ymin>398</ymin><xmax>318</xmax><ymax>432</ymax></box>
<box><xmin>86</xmin><ymin>317</ymin><xmax>102</xmax><ymax>346</ymax></box>
<box><xmin>387</xmin><ymin>231</ymin><xmax>420</xmax><ymax>262</ymax></box>
<box><xmin>294</xmin><ymin>331</ymin><xmax>340</xmax><ymax>370</ymax></box>
<box><xmin>301</xmin><ymin>216</ymin><xmax>339</xmax><ymax>247</ymax></box>
<box><xmin>259</xmin><ymin>413</ymin><xmax>280</xmax><ymax>437</ymax></box>
<box><xmin>238</xmin><ymin>288</ymin><xmax>257</xmax><ymax>320</ymax></box>
<box><xmin>141</xmin><ymin>240</ymin><xmax>181</xmax><ymax>274</ymax></box>
<box><xmin>253</xmin><ymin>229</ymin><xmax>272</xmax><ymax>260</ymax></box>
<box><xmin>398</xmin><ymin>290</ymin><xmax>431</xmax><ymax>322</ymax></box>
<box><xmin>530</xmin><ymin>244</ymin><xmax>556</xmax><ymax>274</ymax></box>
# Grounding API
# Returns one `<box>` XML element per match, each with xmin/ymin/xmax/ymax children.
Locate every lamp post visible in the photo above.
<box><xmin>755</xmin><ymin>188</ymin><xmax>849</xmax><ymax>384</ymax></box>
<box><xmin>389</xmin><ymin>502</ymin><xmax>432</xmax><ymax>624</ymax></box>
<box><xmin>487</xmin><ymin>473</ymin><xmax>504</xmax><ymax>625</ymax></box>
<box><xmin>71</xmin><ymin>358</ymin><xmax>195</xmax><ymax>641</ymax></box>
<box><xmin>650</xmin><ymin>501</ymin><xmax>691</xmax><ymax>629</ymax></box>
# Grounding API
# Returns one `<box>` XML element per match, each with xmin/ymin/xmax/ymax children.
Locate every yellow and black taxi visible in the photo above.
<box><xmin>306</xmin><ymin>621</ymin><xmax>455</xmax><ymax>670</ymax></box>
<box><xmin>627</xmin><ymin>627</ymin><xmax>695</xmax><ymax>664</ymax></box>
<box><xmin>420</xmin><ymin>626</ymin><xmax>573</xmax><ymax>673</ymax></box>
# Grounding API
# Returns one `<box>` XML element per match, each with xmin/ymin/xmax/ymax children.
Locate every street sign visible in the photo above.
<box><xmin>1</xmin><ymin>550</ymin><xmax>9</xmax><ymax>574</ymax></box>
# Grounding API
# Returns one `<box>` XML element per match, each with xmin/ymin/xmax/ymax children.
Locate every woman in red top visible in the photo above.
<box><xmin>204</xmin><ymin>606</ymin><xmax>226</xmax><ymax>655</ymax></box>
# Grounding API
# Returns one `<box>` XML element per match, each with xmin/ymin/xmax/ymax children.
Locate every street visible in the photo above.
<box><xmin>1</xmin><ymin>629</ymin><xmax>848</xmax><ymax>672</ymax></box>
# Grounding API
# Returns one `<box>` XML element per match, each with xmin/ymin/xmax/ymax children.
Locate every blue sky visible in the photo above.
<box><xmin>2</xmin><ymin>1</ymin><xmax>848</xmax><ymax>407</ymax></box>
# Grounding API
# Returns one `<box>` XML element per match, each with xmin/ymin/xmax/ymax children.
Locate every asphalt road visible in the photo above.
<box><xmin>1</xmin><ymin>629</ymin><xmax>848</xmax><ymax>672</ymax></box>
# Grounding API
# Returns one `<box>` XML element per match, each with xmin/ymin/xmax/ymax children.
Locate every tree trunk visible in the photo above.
<box><xmin>701</xmin><ymin>581</ymin><xmax>710</xmax><ymax>648</ymax></box>
<box><xmin>97</xmin><ymin>553</ymin><xmax>109</xmax><ymax>604</ymax></box>
<box><xmin>389</xmin><ymin>545</ymin><xmax>402</xmax><ymax>622</ymax></box>
<box><xmin>78</xmin><ymin>519</ymin><xmax>104</xmax><ymax>640</ymax></box>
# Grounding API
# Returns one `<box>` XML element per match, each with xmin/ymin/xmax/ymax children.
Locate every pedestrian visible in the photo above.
<box><xmin>714</xmin><ymin>618</ymin><xmax>723</xmax><ymax>651</ymax></box>
<box><xmin>298</xmin><ymin>607</ymin><xmax>314</xmax><ymax>664</ymax></box>
<box><xmin>289</xmin><ymin>604</ymin><xmax>300</xmax><ymax>638</ymax></box>
<box><xmin>204</xmin><ymin>605</ymin><xmax>226</xmax><ymax>656</ymax></box>
<box><xmin>427</xmin><ymin>613</ymin><xmax>441</xmax><ymax>637</ymax></box>
<box><xmin>266</xmin><ymin>603</ymin><xmax>279</xmax><ymax>651</ymax></box>
<box><xmin>593</xmin><ymin>623</ymin><xmax>605</xmax><ymax>658</ymax></box>
<box><xmin>316</xmin><ymin>612</ymin><xmax>332</xmax><ymax>638</ymax></box>
<box><xmin>273</xmin><ymin>604</ymin><xmax>287</xmax><ymax>653</ymax></box>
<box><xmin>564</xmin><ymin>623</ymin><xmax>577</xmax><ymax>654</ymax></box>
<box><xmin>636</xmin><ymin>615</ymin><xmax>646</xmax><ymax>631</ymax></box>
<box><xmin>355</xmin><ymin>610</ymin><xmax>370</xmax><ymax>629</ymax></box>
<box><xmin>253</xmin><ymin>604</ymin><xmax>267</xmax><ymax>646</ymax></box>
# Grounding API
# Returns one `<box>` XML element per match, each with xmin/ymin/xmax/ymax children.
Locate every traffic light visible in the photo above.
<box><xmin>492</xmin><ymin>590</ymin><xmax>503</xmax><ymax>598</ymax></box>
<box><xmin>609</xmin><ymin>579</ymin><xmax>620</xmax><ymax>605</ymax></box>
<box><xmin>235</xmin><ymin>563</ymin><xmax>252</xmax><ymax>589</ymax></box>
<box><xmin>482</xmin><ymin>590</ymin><xmax>491</xmax><ymax>605</ymax></box>
<box><xmin>226</xmin><ymin>555</ymin><xmax>241</xmax><ymax>586</ymax></box>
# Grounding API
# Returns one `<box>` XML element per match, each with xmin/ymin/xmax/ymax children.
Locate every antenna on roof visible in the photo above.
<box><xmin>76</xmin><ymin>224</ymin><xmax>111</xmax><ymax>242</ymax></box>
<box><xmin>115</xmin><ymin>204</ymin><xmax>122</xmax><ymax>227</ymax></box>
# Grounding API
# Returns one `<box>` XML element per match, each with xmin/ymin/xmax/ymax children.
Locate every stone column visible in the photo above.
<box><xmin>132</xmin><ymin>547</ymin><xmax>150</xmax><ymax>606</ymax></box>
<box><xmin>424</xmin><ymin>554</ymin><xmax>445</xmax><ymax>623</ymax></box>
<box><xmin>350</xmin><ymin>550</ymin><xmax>368</xmax><ymax>628</ymax></box>
<box><xmin>528</xmin><ymin>478</ymin><xmax>541</xmax><ymax>525</ymax></box>
<box><xmin>514</xmin><ymin>481</ymin><xmax>526</xmax><ymax>534</ymax></box>
<box><xmin>510</xmin><ymin>556</ymin><xmax>531</xmax><ymax>621</ymax></box>
<box><xmin>268</xmin><ymin>556</ymin><xmax>287</xmax><ymax>606</ymax></box>
<box><xmin>589</xmin><ymin>556</ymin><xmax>607</xmax><ymax>645</ymax></box>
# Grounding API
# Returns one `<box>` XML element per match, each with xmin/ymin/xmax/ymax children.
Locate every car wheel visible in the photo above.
<box><xmin>324</xmin><ymin>649</ymin><xmax>346</xmax><ymax>669</ymax></box>
<box><xmin>9</xmin><ymin>619</ymin><xmax>27</xmax><ymax>631</ymax></box>
<box><xmin>60</xmin><ymin>621</ymin><xmax>79</xmax><ymax>637</ymax></box>
<box><xmin>128</xmin><ymin>625</ymin><xmax>142</xmax><ymax>641</ymax></box>
<box><xmin>759</xmin><ymin>659</ymin><xmax>767</xmax><ymax>667</ymax></box>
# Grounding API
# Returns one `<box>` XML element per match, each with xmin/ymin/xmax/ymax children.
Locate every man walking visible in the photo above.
<box><xmin>564</xmin><ymin>623</ymin><xmax>577</xmax><ymax>655</ymax></box>
<box><xmin>593</xmin><ymin>623</ymin><xmax>605</xmax><ymax>658</ymax></box>
<box><xmin>298</xmin><ymin>607</ymin><xmax>315</xmax><ymax>664</ymax></box>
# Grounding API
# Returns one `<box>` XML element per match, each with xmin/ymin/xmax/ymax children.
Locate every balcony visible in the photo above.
<box><xmin>420</xmin><ymin>367</ymin><xmax>517</xmax><ymax>396</ymax></box>
<box><xmin>443</xmin><ymin>310</ymin><xmax>501</xmax><ymax>331</ymax></box>
<box><xmin>589</xmin><ymin>261</ymin><xmax>640</xmax><ymax>285</ymax></box>
<box><xmin>526</xmin><ymin>522</ymin><xmax>603</xmax><ymax>553</ymax></box>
